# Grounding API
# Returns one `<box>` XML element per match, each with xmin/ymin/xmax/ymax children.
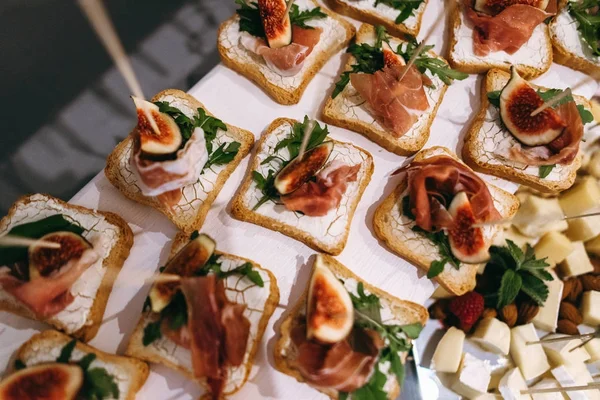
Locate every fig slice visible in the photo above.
<box><xmin>306</xmin><ymin>255</ymin><xmax>354</xmax><ymax>344</ymax></box>
<box><xmin>499</xmin><ymin>67</ymin><xmax>565</xmax><ymax>146</ymax></box>
<box><xmin>0</xmin><ymin>363</ymin><xmax>83</xmax><ymax>400</ymax></box>
<box><xmin>473</xmin><ymin>0</ymin><xmax>549</xmax><ymax>14</ymax></box>
<box><xmin>132</xmin><ymin>97</ymin><xmax>183</xmax><ymax>156</ymax></box>
<box><xmin>274</xmin><ymin>141</ymin><xmax>334</xmax><ymax>195</ymax></box>
<box><xmin>447</xmin><ymin>192</ymin><xmax>490</xmax><ymax>264</ymax></box>
<box><xmin>258</xmin><ymin>0</ymin><xmax>292</xmax><ymax>49</ymax></box>
<box><xmin>149</xmin><ymin>233</ymin><xmax>216</xmax><ymax>313</ymax></box>
<box><xmin>383</xmin><ymin>42</ymin><xmax>406</xmax><ymax>68</ymax></box>
<box><xmin>28</xmin><ymin>231</ymin><xmax>91</xmax><ymax>281</ymax></box>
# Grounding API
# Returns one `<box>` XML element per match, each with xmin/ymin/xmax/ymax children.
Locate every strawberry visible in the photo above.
<box><xmin>448</xmin><ymin>291</ymin><xmax>484</xmax><ymax>332</ymax></box>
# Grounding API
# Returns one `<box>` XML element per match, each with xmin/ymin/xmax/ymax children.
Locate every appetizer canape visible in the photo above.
<box><xmin>275</xmin><ymin>254</ymin><xmax>428</xmax><ymax>399</ymax></box>
<box><xmin>448</xmin><ymin>0</ymin><xmax>556</xmax><ymax>78</ymax></box>
<box><xmin>126</xmin><ymin>231</ymin><xmax>279</xmax><ymax>399</ymax></box>
<box><xmin>0</xmin><ymin>330</ymin><xmax>148</xmax><ymax>400</ymax></box>
<box><xmin>326</xmin><ymin>0</ymin><xmax>429</xmax><ymax>37</ymax></box>
<box><xmin>105</xmin><ymin>89</ymin><xmax>254</xmax><ymax>233</ymax></box>
<box><xmin>323</xmin><ymin>24</ymin><xmax>467</xmax><ymax>155</ymax></box>
<box><xmin>231</xmin><ymin>117</ymin><xmax>374</xmax><ymax>255</ymax></box>
<box><xmin>374</xmin><ymin>146</ymin><xmax>519</xmax><ymax>296</ymax></box>
<box><xmin>218</xmin><ymin>0</ymin><xmax>355</xmax><ymax>105</ymax></box>
<box><xmin>463</xmin><ymin>67</ymin><xmax>594</xmax><ymax>193</ymax></box>
<box><xmin>0</xmin><ymin>194</ymin><xmax>132</xmax><ymax>341</ymax></box>
<box><xmin>551</xmin><ymin>0</ymin><xmax>600</xmax><ymax>79</ymax></box>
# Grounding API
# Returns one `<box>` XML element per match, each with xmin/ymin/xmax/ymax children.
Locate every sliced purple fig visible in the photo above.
<box><xmin>447</xmin><ymin>192</ymin><xmax>490</xmax><ymax>264</ymax></box>
<box><xmin>473</xmin><ymin>0</ymin><xmax>549</xmax><ymax>14</ymax></box>
<box><xmin>258</xmin><ymin>0</ymin><xmax>292</xmax><ymax>49</ymax></box>
<box><xmin>28</xmin><ymin>231</ymin><xmax>91</xmax><ymax>281</ymax></box>
<box><xmin>383</xmin><ymin>42</ymin><xmax>406</xmax><ymax>68</ymax></box>
<box><xmin>274</xmin><ymin>141</ymin><xmax>333</xmax><ymax>195</ymax></box>
<box><xmin>132</xmin><ymin>97</ymin><xmax>182</xmax><ymax>156</ymax></box>
<box><xmin>0</xmin><ymin>363</ymin><xmax>83</xmax><ymax>400</ymax></box>
<box><xmin>499</xmin><ymin>67</ymin><xmax>565</xmax><ymax>146</ymax></box>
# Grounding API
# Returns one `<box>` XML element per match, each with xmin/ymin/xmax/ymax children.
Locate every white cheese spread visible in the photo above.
<box><xmin>551</xmin><ymin>6</ymin><xmax>600</xmax><ymax>65</ymax></box>
<box><xmin>337</xmin><ymin>0</ymin><xmax>426</xmax><ymax>32</ymax></box>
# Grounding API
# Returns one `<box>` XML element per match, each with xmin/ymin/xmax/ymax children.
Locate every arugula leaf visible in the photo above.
<box><xmin>154</xmin><ymin>101</ymin><xmax>196</xmax><ymax>142</ymax></box>
<box><xmin>427</xmin><ymin>260</ymin><xmax>446</xmax><ymax>279</ymax></box>
<box><xmin>350</xmin><ymin>363</ymin><xmax>388</xmax><ymax>399</ymax></box>
<box><xmin>289</xmin><ymin>4</ymin><xmax>326</xmax><ymax>29</ymax></box>
<box><xmin>78</xmin><ymin>353</ymin><xmax>97</xmax><ymax>371</ymax></box>
<box><xmin>569</xmin><ymin>0</ymin><xmax>600</xmax><ymax>56</ymax></box>
<box><xmin>412</xmin><ymin>226</ymin><xmax>461</xmax><ymax>276</ymax></box>
<box><xmin>57</xmin><ymin>339</ymin><xmax>77</xmax><ymax>363</ymax></box>
<box><xmin>235</xmin><ymin>0</ymin><xmax>265</xmax><ymax>38</ymax></box>
<box><xmin>401</xmin><ymin>195</ymin><xmax>415</xmax><ymax>220</ymax></box>
<box><xmin>333</xmin><ymin>42</ymin><xmax>385</xmax><ymax>98</ymax></box>
<box><xmin>400</xmin><ymin>322</ymin><xmax>424</xmax><ymax>339</ymax></box>
<box><xmin>203</xmin><ymin>141</ymin><xmax>241</xmax><ymax>171</ymax></box>
<box><xmin>196</xmin><ymin>108</ymin><xmax>228</xmax><ymax>153</ymax></box>
<box><xmin>539</xmin><ymin>164</ymin><xmax>555</xmax><ymax>178</ymax></box>
<box><xmin>82</xmin><ymin>367</ymin><xmax>120</xmax><ymax>400</ymax></box>
<box><xmin>374</xmin><ymin>0</ymin><xmax>425</xmax><ymax>24</ymax></box>
<box><xmin>143</xmin><ymin>321</ymin><xmax>162</xmax><ymax>346</ymax></box>
<box><xmin>199</xmin><ymin>255</ymin><xmax>265</xmax><ymax>287</ymax></box>
<box><xmin>14</xmin><ymin>359</ymin><xmax>26</xmax><ymax>370</ymax></box>
<box><xmin>396</xmin><ymin>39</ymin><xmax>468</xmax><ymax>85</ymax></box>
<box><xmin>578</xmin><ymin>104</ymin><xmax>594</xmax><ymax>123</ymax></box>
<box><xmin>498</xmin><ymin>269</ymin><xmax>522</xmax><ymax>309</ymax></box>
<box><xmin>349</xmin><ymin>282</ymin><xmax>382</xmax><ymax>322</ymax></box>
<box><xmin>487</xmin><ymin>90</ymin><xmax>501</xmax><ymax>107</ymax></box>
<box><xmin>252</xmin><ymin>169</ymin><xmax>278</xmax><ymax>210</ymax></box>
<box><xmin>190</xmin><ymin>230</ymin><xmax>200</xmax><ymax>240</ymax></box>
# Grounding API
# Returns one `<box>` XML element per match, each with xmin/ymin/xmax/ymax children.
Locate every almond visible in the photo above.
<box><xmin>500</xmin><ymin>304</ymin><xmax>518</xmax><ymax>328</ymax></box>
<box><xmin>559</xmin><ymin>301</ymin><xmax>583</xmax><ymax>325</ymax></box>
<box><xmin>590</xmin><ymin>256</ymin><xmax>600</xmax><ymax>275</ymax></box>
<box><xmin>518</xmin><ymin>302</ymin><xmax>540</xmax><ymax>325</ymax></box>
<box><xmin>563</xmin><ymin>278</ymin><xmax>583</xmax><ymax>303</ymax></box>
<box><xmin>557</xmin><ymin>319</ymin><xmax>580</xmax><ymax>335</ymax></box>
<box><xmin>581</xmin><ymin>274</ymin><xmax>600</xmax><ymax>292</ymax></box>
<box><xmin>482</xmin><ymin>308</ymin><xmax>497</xmax><ymax>319</ymax></box>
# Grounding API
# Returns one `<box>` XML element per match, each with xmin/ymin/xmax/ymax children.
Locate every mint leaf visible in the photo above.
<box><xmin>539</xmin><ymin>165</ymin><xmax>555</xmax><ymax>178</ymax></box>
<box><xmin>142</xmin><ymin>320</ymin><xmax>162</xmax><ymax>346</ymax></box>
<box><xmin>497</xmin><ymin>269</ymin><xmax>522</xmax><ymax>309</ymax></box>
<box><xmin>57</xmin><ymin>339</ymin><xmax>76</xmax><ymax>363</ymax></box>
<box><xmin>520</xmin><ymin>273</ymin><xmax>550</xmax><ymax>306</ymax></box>
<box><xmin>289</xmin><ymin>4</ymin><xmax>326</xmax><ymax>29</ymax></box>
<box><xmin>506</xmin><ymin>239</ymin><xmax>525</xmax><ymax>269</ymax></box>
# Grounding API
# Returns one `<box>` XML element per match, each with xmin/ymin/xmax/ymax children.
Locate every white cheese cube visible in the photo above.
<box><xmin>503</xmin><ymin>226</ymin><xmax>534</xmax><ymax>249</ymax></box>
<box><xmin>431</xmin><ymin>327</ymin><xmax>465</xmax><ymax>373</ymax></box>
<box><xmin>451</xmin><ymin>353</ymin><xmax>491</xmax><ymax>399</ymax></box>
<box><xmin>534</xmin><ymin>232</ymin><xmax>574</xmax><ymax>267</ymax></box>
<box><xmin>531</xmin><ymin>378</ymin><xmax>568</xmax><ymax>400</ymax></box>
<box><xmin>472</xmin><ymin>317</ymin><xmax>511</xmax><ymax>355</ymax></box>
<box><xmin>585</xmin><ymin>234</ymin><xmax>600</xmax><ymax>257</ymax></box>
<box><xmin>552</xmin><ymin>363</ymin><xmax>600</xmax><ymax>400</ymax></box>
<box><xmin>566</xmin><ymin>215</ymin><xmax>600</xmax><ymax>242</ymax></box>
<box><xmin>542</xmin><ymin>334</ymin><xmax>591</xmax><ymax>367</ymax></box>
<box><xmin>499</xmin><ymin>368</ymin><xmax>532</xmax><ymax>400</ymax></box>
<box><xmin>473</xmin><ymin>395</ymin><xmax>499</xmax><ymax>400</ymax></box>
<box><xmin>559</xmin><ymin>177</ymin><xmax>600</xmax><ymax>217</ymax></box>
<box><xmin>581</xmin><ymin>291</ymin><xmax>600</xmax><ymax>326</ymax></box>
<box><xmin>513</xmin><ymin>196</ymin><xmax>567</xmax><ymax>238</ymax></box>
<box><xmin>533</xmin><ymin>272</ymin><xmax>563</xmax><ymax>333</ymax></box>
<box><xmin>432</xmin><ymin>285</ymin><xmax>453</xmax><ymax>299</ymax></box>
<box><xmin>510</xmin><ymin>323</ymin><xmax>551</xmax><ymax>380</ymax></box>
<box><xmin>489</xmin><ymin>359</ymin><xmax>514</xmax><ymax>390</ymax></box>
<box><xmin>584</xmin><ymin>338</ymin><xmax>600</xmax><ymax>362</ymax></box>
<box><xmin>559</xmin><ymin>242</ymin><xmax>594</xmax><ymax>278</ymax></box>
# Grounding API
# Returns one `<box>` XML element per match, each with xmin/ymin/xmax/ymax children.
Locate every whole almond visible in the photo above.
<box><xmin>500</xmin><ymin>304</ymin><xmax>518</xmax><ymax>327</ymax></box>
<box><xmin>557</xmin><ymin>319</ymin><xmax>580</xmax><ymax>335</ymax></box>
<box><xmin>562</xmin><ymin>279</ymin><xmax>574</xmax><ymax>301</ymax></box>
<box><xmin>518</xmin><ymin>302</ymin><xmax>540</xmax><ymax>325</ymax></box>
<box><xmin>559</xmin><ymin>301</ymin><xmax>583</xmax><ymax>325</ymax></box>
<box><xmin>565</xmin><ymin>278</ymin><xmax>583</xmax><ymax>303</ymax></box>
<box><xmin>482</xmin><ymin>308</ymin><xmax>497</xmax><ymax>319</ymax></box>
<box><xmin>581</xmin><ymin>275</ymin><xmax>600</xmax><ymax>292</ymax></box>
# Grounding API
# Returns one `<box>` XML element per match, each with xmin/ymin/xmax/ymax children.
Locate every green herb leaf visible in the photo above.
<box><xmin>339</xmin><ymin>392</ymin><xmax>349</xmax><ymax>400</ymax></box>
<box><xmin>196</xmin><ymin>107</ymin><xmax>228</xmax><ymax>154</ymax></box>
<box><xmin>412</xmin><ymin>226</ymin><xmax>461</xmax><ymax>273</ymax></box>
<box><xmin>396</xmin><ymin>39</ymin><xmax>468</xmax><ymax>85</ymax></box>
<box><xmin>569</xmin><ymin>0</ymin><xmax>600</xmax><ymax>56</ymax></box>
<box><xmin>401</xmin><ymin>195</ymin><xmax>416</xmax><ymax>220</ymax></box>
<box><xmin>78</xmin><ymin>353</ymin><xmax>97</xmax><ymax>371</ymax></box>
<box><xmin>82</xmin><ymin>367</ymin><xmax>120</xmax><ymax>400</ymax></box>
<box><xmin>197</xmin><ymin>255</ymin><xmax>265</xmax><ymax>287</ymax></box>
<box><xmin>539</xmin><ymin>164</ymin><xmax>555</xmax><ymax>178</ymax></box>
<box><xmin>251</xmin><ymin>169</ymin><xmax>278</xmax><ymax>211</ymax></box>
<box><xmin>374</xmin><ymin>0</ymin><xmax>425</xmax><ymax>24</ymax></box>
<box><xmin>57</xmin><ymin>339</ymin><xmax>77</xmax><ymax>363</ymax></box>
<box><xmin>497</xmin><ymin>269</ymin><xmax>522</xmax><ymax>309</ymax></box>
<box><xmin>14</xmin><ymin>359</ymin><xmax>26</xmax><ymax>370</ymax></box>
<box><xmin>487</xmin><ymin>90</ymin><xmax>501</xmax><ymax>107</ymax></box>
<box><xmin>190</xmin><ymin>230</ymin><xmax>200</xmax><ymax>240</ymax></box>
<box><xmin>536</xmin><ymin>89</ymin><xmax>593</xmax><ymax>124</ymax></box>
<box><xmin>333</xmin><ymin>42</ymin><xmax>385</xmax><ymax>98</ymax></box>
<box><xmin>577</xmin><ymin>104</ymin><xmax>594</xmax><ymax>124</ymax></box>
<box><xmin>289</xmin><ymin>4</ymin><xmax>326</xmax><ymax>29</ymax></box>
<box><xmin>351</xmin><ymin>362</ymin><xmax>388</xmax><ymax>400</ymax></box>
<box><xmin>204</xmin><ymin>141</ymin><xmax>241</xmax><ymax>171</ymax></box>
<box><xmin>276</xmin><ymin>116</ymin><xmax>329</xmax><ymax>159</ymax></box>
<box><xmin>427</xmin><ymin>260</ymin><xmax>446</xmax><ymax>279</ymax></box>
<box><xmin>142</xmin><ymin>320</ymin><xmax>162</xmax><ymax>346</ymax></box>
<box><xmin>506</xmin><ymin>239</ymin><xmax>525</xmax><ymax>269</ymax></box>
<box><xmin>349</xmin><ymin>282</ymin><xmax>382</xmax><ymax>322</ymax></box>
<box><xmin>154</xmin><ymin>101</ymin><xmax>196</xmax><ymax>142</ymax></box>
<box><xmin>399</xmin><ymin>322</ymin><xmax>424</xmax><ymax>339</ymax></box>
<box><xmin>235</xmin><ymin>0</ymin><xmax>265</xmax><ymax>38</ymax></box>
<box><xmin>520</xmin><ymin>273</ymin><xmax>550</xmax><ymax>306</ymax></box>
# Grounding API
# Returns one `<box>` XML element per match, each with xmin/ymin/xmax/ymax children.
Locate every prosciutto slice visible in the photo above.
<box><xmin>240</xmin><ymin>26</ymin><xmax>322</xmax><ymax>77</ymax></box>
<box><xmin>399</xmin><ymin>156</ymin><xmax>502</xmax><ymax>232</ymax></box>
<box><xmin>503</xmin><ymin>101</ymin><xmax>583</xmax><ymax>165</ymax></box>
<box><xmin>350</xmin><ymin>64</ymin><xmax>430</xmax><ymax>137</ymax></box>
<box><xmin>291</xmin><ymin>321</ymin><xmax>384</xmax><ymax>392</ymax></box>
<box><xmin>0</xmin><ymin>246</ymin><xmax>99</xmax><ymax>318</ymax></box>
<box><xmin>463</xmin><ymin>0</ymin><xmax>553</xmax><ymax>56</ymax></box>
<box><xmin>281</xmin><ymin>161</ymin><xmax>361</xmax><ymax>217</ymax></box>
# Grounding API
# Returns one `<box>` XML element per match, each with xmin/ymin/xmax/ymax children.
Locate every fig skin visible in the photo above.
<box><xmin>133</xmin><ymin>97</ymin><xmax>182</xmax><ymax>156</ymax></box>
<box><xmin>28</xmin><ymin>231</ymin><xmax>91</xmax><ymax>280</ymax></box>
<box><xmin>0</xmin><ymin>363</ymin><xmax>83</xmax><ymax>400</ymax></box>
<box><xmin>257</xmin><ymin>0</ymin><xmax>292</xmax><ymax>49</ymax></box>
<box><xmin>274</xmin><ymin>142</ymin><xmax>334</xmax><ymax>195</ymax></box>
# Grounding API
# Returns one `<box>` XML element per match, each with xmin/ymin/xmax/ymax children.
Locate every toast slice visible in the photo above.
<box><xmin>274</xmin><ymin>254</ymin><xmax>428</xmax><ymax>399</ymax></box>
<box><xmin>0</xmin><ymin>194</ymin><xmax>133</xmax><ymax>342</ymax></box>
<box><xmin>373</xmin><ymin>146</ymin><xmax>520</xmax><ymax>296</ymax></box>
<box><xmin>447</xmin><ymin>0</ymin><xmax>552</xmax><ymax>79</ymax></box>
<box><xmin>218</xmin><ymin>0</ymin><xmax>355</xmax><ymax>105</ymax></box>
<box><xmin>230</xmin><ymin>118</ymin><xmax>374</xmax><ymax>255</ymax></box>
<box><xmin>105</xmin><ymin>89</ymin><xmax>254</xmax><ymax>234</ymax></box>
<box><xmin>325</xmin><ymin>0</ymin><xmax>428</xmax><ymax>37</ymax></box>
<box><xmin>126</xmin><ymin>231</ymin><xmax>279</xmax><ymax>397</ymax></box>
<box><xmin>14</xmin><ymin>330</ymin><xmax>149</xmax><ymax>400</ymax></box>
<box><xmin>463</xmin><ymin>69</ymin><xmax>590</xmax><ymax>193</ymax></box>
<box><xmin>550</xmin><ymin>0</ymin><xmax>600</xmax><ymax>79</ymax></box>
<box><xmin>322</xmin><ymin>24</ymin><xmax>450</xmax><ymax>156</ymax></box>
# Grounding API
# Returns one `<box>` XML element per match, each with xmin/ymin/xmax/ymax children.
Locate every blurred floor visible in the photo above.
<box><xmin>0</xmin><ymin>0</ymin><xmax>236</xmax><ymax>213</ymax></box>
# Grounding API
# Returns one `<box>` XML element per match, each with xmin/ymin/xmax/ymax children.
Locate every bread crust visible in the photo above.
<box><xmin>447</xmin><ymin>0</ymin><xmax>552</xmax><ymax>79</ymax></box>
<box><xmin>125</xmin><ymin>231</ymin><xmax>280</xmax><ymax>397</ymax></box>
<box><xmin>273</xmin><ymin>254</ymin><xmax>428</xmax><ymax>399</ymax></box>
<box><xmin>322</xmin><ymin>24</ymin><xmax>449</xmax><ymax>156</ymax></box>
<box><xmin>325</xmin><ymin>0</ymin><xmax>428</xmax><ymax>38</ymax></box>
<box><xmin>16</xmin><ymin>330</ymin><xmax>149</xmax><ymax>400</ymax></box>
<box><xmin>104</xmin><ymin>89</ymin><xmax>254</xmax><ymax>234</ymax></box>
<box><xmin>217</xmin><ymin>0</ymin><xmax>356</xmax><ymax>105</ymax></box>
<box><xmin>0</xmin><ymin>194</ymin><xmax>133</xmax><ymax>342</ymax></box>
<box><xmin>230</xmin><ymin>118</ymin><xmax>374</xmax><ymax>255</ymax></box>
<box><xmin>373</xmin><ymin>146</ymin><xmax>520</xmax><ymax>296</ymax></box>
<box><xmin>462</xmin><ymin>69</ymin><xmax>583</xmax><ymax>193</ymax></box>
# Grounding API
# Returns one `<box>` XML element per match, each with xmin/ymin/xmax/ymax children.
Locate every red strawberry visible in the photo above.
<box><xmin>448</xmin><ymin>291</ymin><xmax>484</xmax><ymax>332</ymax></box>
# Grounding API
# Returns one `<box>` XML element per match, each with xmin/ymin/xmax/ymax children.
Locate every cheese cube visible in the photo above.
<box><xmin>581</xmin><ymin>291</ymin><xmax>600</xmax><ymax>326</ymax></box>
<box><xmin>533</xmin><ymin>272</ymin><xmax>563</xmax><ymax>333</ymax></box>
<box><xmin>473</xmin><ymin>395</ymin><xmax>498</xmax><ymax>400</ymax></box>
<box><xmin>432</xmin><ymin>285</ymin><xmax>453</xmax><ymax>299</ymax></box>
<box><xmin>542</xmin><ymin>334</ymin><xmax>591</xmax><ymax>366</ymax></box>
<box><xmin>472</xmin><ymin>317</ymin><xmax>511</xmax><ymax>355</ymax></box>
<box><xmin>531</xmin><ymin>378</ymin><xmax>568</xmax><ymax>400</ymax></box>
<box><xmin>503</xmin><ymin>226</ymin><xmax>534</xmax><ymax>249</ymax></box>
<box><xmin>584</xmin><ymin>338</ymin><xmax>600</xmax><ymax>362</ymax></box>
<box><xmin>566</xmin><ymin>215</ymin><xmax>600</xmax><ymax>242</ymax></box>
<box><xmin>559</xmin><ymin>242</ymin><xmax>594</xmax><ymax>278</ymax></box>
<box><xmin>585</xmin><ymin>234</ymin><xmax>600</xmax><ymax>257</ymax></box>
<box><xmin>431</xmin><ymin>327</ymin><xmax>465</xmax><ymax>373</ymax></box>
<box><xmin>451</xmin><ymin>353</ymin><xmax>491</xmax><ymax>399</ymax></box>
<box><xmin>499</xmin><ymin>368</ymin><xmax>532</xmax><ymax>400</ymax></box>
<box><xmin>534</xmin><ymin>232</ymin><xmax>574</xmax><ymax>267</ymax></box>
<box><xmin>552</xmin><ymin>364</ymin><xmax>600</xmax><ymax>400</ymax></box>
<box><xmin>510</xmin><ymin>323</ymin><xmax>551</xmax><ymax>380</ymax></box>
<box><xmin>559</xmin><ymin>177</ymin><xmax>600</xmax><ymax>217</ymax></box>
<box><xmin>513</xmin><ymin>196</ymin><xmax>567</xmax><ymax>237</ymax></box>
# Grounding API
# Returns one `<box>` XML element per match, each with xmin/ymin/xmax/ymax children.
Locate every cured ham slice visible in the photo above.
<box><xmin>463</xmin><ymin>0</ymin><xmax>552</xmax><ymax>56</ymax></box>
<box><xmin>350</xmin><ymin>64</ymin><xmax>430</xmax><ymax>137</ymax></box>
<box><xmin>0</xmin><ymin>246</ymin><xmax>99</xmax><ymax>318</ymax></box>
<box><xmin>291</xmin><ymin>321</ymin><xmax>384</xmax><ymax>392</ymax></box>
<box><xmin>280</xmin><ymin>161</ymin><xmax>361</xmax><ymax>217</ymax></box>
<box><xmin>239</xmin><ymin>26</ymin><xmax>322</xmax><ymax>77</ymax></box>
<box><xmin>398</xmin><ymin>156</ymin><xmax>502</xmax><ymax>232</ymax></box>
